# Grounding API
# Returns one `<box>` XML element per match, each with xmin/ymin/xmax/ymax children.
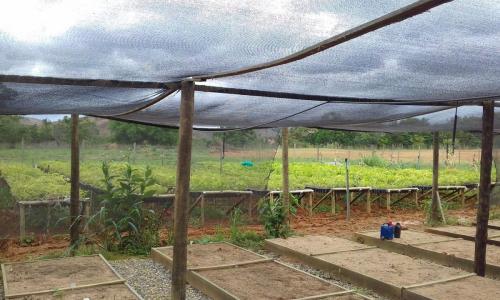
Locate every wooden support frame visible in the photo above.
<box><xmin>282</xmin><ymin>127</ymin><xmax>290</xmax><ymax>223</ymax></box>
<box><xmin>474</xmin><ymin>100</ymin><xmax>495</xmax><ymax>276</ymax></box>
<box><xmin>69</xmin><ymin>114</ymin><xmax>80</xmax><ymax>251</ymax></box>
<box><xmin>171</xmin><ymin>80</ymin><xmax>195</xmax><ymax>300</ymax></box>
<box><xmin>18</xmin><ymin>198</ymin><xmax>90</xmax><ymax>240</ymax></box>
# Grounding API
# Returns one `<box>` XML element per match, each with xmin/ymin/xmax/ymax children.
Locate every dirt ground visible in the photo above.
<box><xmin>199</xmin><ymin>261</ymin><xmax>344</xmax><ymax>300</ymax></box>
<box><xmin>318</xmin><ymin>248</ymin><xmax>467</xmax><ymax>286</ymax></box>
<box><xmin>156</xmin><ymin>243</ymin><xmax>263</xmax><ymax>268</ymax></box>
<box><xmin>406</xmin><ymin>275</ymin><xmax>500</xmax><ymax>300</ymax></box>
<box><xmin>416</xmin><ymin>239</ymin><xmax>500</xmax><ymax>266</ymax></box>
<box><xmin>0</xmin><ymin>207</ymin><xmax>478</xmax><ymax>262</ymax></box>
<box><xmin>3</xmin><ymin>255</ymin><xmax>120</xmax><ymax>295</ymax></box>
<box><xmin>9</xmin><ymin>284</ymin><xmax>139</xmax><ymax>300</ymax></box>
<box><xmin>224</xmin><ymin>148</ymin><xmax>481</xmax><ymax>165</ymax></box>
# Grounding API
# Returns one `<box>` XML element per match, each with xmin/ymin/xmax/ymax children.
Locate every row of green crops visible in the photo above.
<box><xmin>39</xmin><ymin>160</ymin><xmax>274</xmax><ymax>192</ymax></box>
<box><xmin>267</xmin><ymin>162</ymin><xmax>483</xmax><ymax>189</ymax></box>
<box><xmin>39</xmin><ymin>160</ymin><xmax>483</xmax><ymax>192</ymax></box>
<box><xmin>1</xmin><ymin>158</ymin><xmax>485</xmax><ymax>204</ymax></box>
<box><xmin>0</xmin><ymin>163</ymin><xmax>70</xmax><ymax>205</ymax></box>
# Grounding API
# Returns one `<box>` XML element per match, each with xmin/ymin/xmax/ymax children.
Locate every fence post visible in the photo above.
<box><xmin>70</xmin><ymin>114</ymin><xmax>80</xmax><ymax>253</ymax></box>
<box><xmin>171</xmin><ymin>80</ymin><xmax>195</xmax><ymax>300</ymax></box>
<box><xmin>474</xmin><ymin>100</ymin><xmax>494</xmax><ymax>276</ymax></box>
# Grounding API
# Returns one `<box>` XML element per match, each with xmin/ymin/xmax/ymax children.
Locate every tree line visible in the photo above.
<box><xmin>0</xmin><ymin>116</ymin><xmax>482</xmax><ymax>149</ymax></box>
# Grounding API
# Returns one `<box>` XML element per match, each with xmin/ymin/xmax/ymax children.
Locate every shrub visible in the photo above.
<box><xmin>259</xmin><ymin>195</ymin><xmax>298</xmax><ymax>238</ymax></box>
<box><xmin>84</xmin><ymin>162</ymin><xmax>160</xmax><ymax>255</ymax></box>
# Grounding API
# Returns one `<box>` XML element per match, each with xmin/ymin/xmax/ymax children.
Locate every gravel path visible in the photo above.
<box><xmin>111</xmin><ymin>253</ymin><xmax>385</xmax><ymax>300</ymax></box>
<box><xmin>0</xmin><ymin>277</ymin><xmax>4</xmax><ymax>300</ymax></box>
<box><xmin>110</xmin><ymin>258</ymin><xmax>209</xmax><ymax>300</ymax></box>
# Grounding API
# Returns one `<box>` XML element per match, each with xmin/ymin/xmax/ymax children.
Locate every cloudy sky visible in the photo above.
<box><xmin>0</xmin><ymin>0</ymin><xmax>499</xmax><ymax>129</ymax></box>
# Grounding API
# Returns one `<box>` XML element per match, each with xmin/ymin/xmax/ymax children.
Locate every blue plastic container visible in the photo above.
<box><xmin>380</xmin><ymin>223</ymin><xmax>394</xmax><ymax>240</ymax></box>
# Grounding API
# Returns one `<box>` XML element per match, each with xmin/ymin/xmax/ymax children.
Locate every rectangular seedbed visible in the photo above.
<box><xmin>355</xmin><ymin>230</ymin><xmax>500</xmax><ymax>278</ymax></box>
<box><xmin>152</xmin><ymin>242</ymin><xmax>370</xmax><ymax>300</ymax></box>
<box><xmin>1</xmin><ymin>254</ymin><xmax>142</xmax><ymax>299</ymax></box>
<box><xmin>265</xmin><ymin>235</ymin><xmax>486</xmax><ymax>299</ymax></box>
<box><xmin>355</xmin><ymin>230</ymin><xmax>500</xmax><ymax>279</ymax></box>
<box><xmin>402</xmin><ymin>275</ymin><xmax>500</xmax><ymax>300</ymax></box>
<box><xmin>473</xmin><ymin>219</ymin><xmax>500</xmax><ymax>230</ymax></box>
<box><xmin>425</xmin><ymin>226</ymin><xmax>500</xmax><ymax>245</ymax></box>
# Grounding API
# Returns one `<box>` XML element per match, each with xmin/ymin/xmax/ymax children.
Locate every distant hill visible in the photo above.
<box><xmin>19</xmin><ymin>117</ymin><xmax>44</xmax><ymax>126</ymax></box>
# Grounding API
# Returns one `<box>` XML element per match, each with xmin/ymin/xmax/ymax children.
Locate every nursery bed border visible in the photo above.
<box><xmin>1</xmin><ymin>254</ymin><xmax>143</xmax><ymax>300</ymax></box>
<box><xmin>152</xmin><ymin>242</ymin><xmax>370</xmax><ymax>300</ymax></box>
<box><xmin>264</xmin><ymin>237</ymin><xmax>481</xmax><ymax>300</ymax></box>
<box><xmin>355</xmin><ymin>231</ymin><xmax>500</xmax><ymax>278</ymax></box>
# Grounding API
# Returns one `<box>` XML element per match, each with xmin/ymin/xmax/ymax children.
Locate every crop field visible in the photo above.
<box><xmin>0</xmin><ymin>146</ymin><xmax>487</xmax><ymax>205</ymax></box>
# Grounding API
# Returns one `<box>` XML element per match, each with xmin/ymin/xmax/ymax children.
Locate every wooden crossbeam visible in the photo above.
<box><xmin>390</xmin><ymin>191</ymin><xmax>414</xmax><ymax>206</ymax></box>
<box><xmin>312</xmin><ymin>190</ymin><xmax>333</xmax><ymax>210</ymax></box>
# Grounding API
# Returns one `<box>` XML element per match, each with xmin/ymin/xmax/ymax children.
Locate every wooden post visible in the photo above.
<box><xmin>19</xmin><ymin>203</ymin><xmax>25</xmax><ymax>240</ymax></box>
<box><xmin>308</xmin><ymin>192</ymin><xmax>313</xmax><ymax>217</ymax></box>
<box><xmin>386</xmin><ymin>192</ymin><xmax>391</xmax><ymax>211</ymax></box>
<box><xmin>200</xmin><ymin>194</ymin><xmax>205</xmax><ymax>226</ymax></box>
<box><xmin>282</xmin><ymin>128</ymin><xmax>290</xmax><ymax>225</ymax></box>
<box><xmin>69</xmin><ymin>114</ymin><xmax>80</xmax><ymax>252</ymax></box>
<box><xmin>172</xmin><ymin>80</ymin><xmax>195</xmax><ymax>300</ymax></box>
<box><xmin>474</xmin><ymin>100</ymin><xmax>494</xmax><ymax>277</ymax></box>
<box><xmin>331</xmin><ymin>190</ymin><xmax>336</xmax><ymax>215</ymax></box>
<box><xmin>460</xmin><ymin>189</ymin><xmax>465</xmax><ymax>208</ymax></box>
<box><xmin>366</xmin><ymin>189</ymin><xmax>371</xmax><ymax>213</ymax></box>
<box><xmin>414</xmin><ymin>190</ymin><xmax>419</xmax><ymax>207</ymax></box>
<box><xmin>430</xmin><ymin>132</ymin><xmax>441</xmax><ymax>223</ymax></box>
<box><xmin>345</xmin><ymin>159</ymin><xmax>350</xmax><ymax>221</ymax></box>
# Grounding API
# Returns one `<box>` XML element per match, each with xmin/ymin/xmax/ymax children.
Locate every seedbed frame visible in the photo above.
<box><xmin>425</xmin><ymin>226</ymin><xmax>500</xmax><ymax>246</ymax></box>
<box><xmin>1</xmin><ymin>254</ymin><xmax>142</xmax><ymax>299</ymax></box>
<box><xmin>355</xmin><ymin>230</ymin><xmax>500</xmax><ymax>278</ymax></box>
<box><xmin>265</xmin><ymin>235</ymin><xmax>496</xmax><ymax>300</ymax></box>
<box><xmin>152</xmin><ymin>242</ymin><xmax>370</xmax><ymax>300</ymax></box>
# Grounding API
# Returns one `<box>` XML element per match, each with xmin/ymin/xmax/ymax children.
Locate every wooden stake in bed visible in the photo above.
<box><xmin>172</xmin><ymin>80</ymin><xmax>195</xmax><ymax>300</ymax></box>
<box><xmin>430</xmin><ymin>131</ymin><xmax>443</xmax><ymax>223</ymax></box>
<box><xmin>282</xmin><ymin>127</ymin><xmax>290</xmax><ymax>225</ymax></box>
<box><xmin>474</xmin><ymin>100</ymin><xmax>494</xmax><ymax>276</ymax></box>
<box><xmin>70</xmin><ymin>113</ymin><xmax>80</xmax><ymax>253</ymax></box>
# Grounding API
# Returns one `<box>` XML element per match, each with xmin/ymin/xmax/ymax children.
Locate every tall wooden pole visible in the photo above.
<box><xmin>282</xmin><ymin>128</ymin><xmax>290</xmax><ymax>225</ymax></box>
<box><xmin>171</xmin><ymin>80</ymin><xmax>195</xmax><ymax>300</ymax></box>
<box><xmin>430</xmin><ymin>132</ymin><xmax>440</xmax><ymax>223</ymax></box>
<box><xmin>474</xmin><ymin>100</ymin><xmax>494</xmax><ymax>276</ymax></box>
<box><xmin>345</xmin><ymin>158</ymin><xmax>350</xmax><ymax>221</ymax></box>
<box><xmin>69</xmin><ymin>114</ymin><xmax>80</xmax><ymax>252</ymax></box>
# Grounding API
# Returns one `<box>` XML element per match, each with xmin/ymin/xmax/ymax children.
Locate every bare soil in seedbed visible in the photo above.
<box><xmin>427</xmin><ymin>225</ymin><xmax>500</xmax><ymax>238</ymax></box>
<box><xmin>9</xmin><ymin>284</ymin><xmax>138</xmax><ymax>300</ymax></box>
<box><xmin>416</xmin><ymin>239</ymin><xmax>500</xmax><ymax>266</ymax></box>
<box><xmin>268</xmin><ymin>235</ymin><xmax>370</xmax><ymax>255</ymax></box>
<box><xmin>3</xmin><ymin>256</ymin><xmax>120</xmax><ymax>295</ymax></box>
<box><xmin>317</xmin><ymin>248</ymin><xmax>467</xmax><ymax>286</ymax></box>
<box><xmin>408</xmin><ymin>276</ymin><xmax>500</xmax><ymax>300</ymax></box>
<box><xmin>198</xmin><ymin>261</ymin><xmax>343</xmax><ymax>300</ymax></box>
<box><xmin>156</xmin><ymin>243</ymin><xmax>262</xmax><ymax>268</ymax></box>
<box><xmin>359</xmin><ymin>230</ymin><xmax>455</xmax><ymax>245</ymax></box>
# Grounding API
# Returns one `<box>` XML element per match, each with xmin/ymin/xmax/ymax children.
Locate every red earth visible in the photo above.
<box><xmin>0</xmin><ymin>207</ymin><xmax>477</xmax><ymax>262</ymax></box>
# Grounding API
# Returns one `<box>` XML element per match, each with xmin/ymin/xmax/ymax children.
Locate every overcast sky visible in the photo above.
<box><xmin>1</xmin><ymin>0</ymin><xmax>499</xmax><ymax>129</ymax></box>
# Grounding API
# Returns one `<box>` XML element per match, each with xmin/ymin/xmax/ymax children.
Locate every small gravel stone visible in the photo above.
<box><xmin>0</xmin><ymin>277</ymin><xmax>4</xmax><ymax>300</ymax></box>
<box><xmin>110</xmin><ymin>258</ymin><xmax>209</xmax><ymax>300</ymax></box>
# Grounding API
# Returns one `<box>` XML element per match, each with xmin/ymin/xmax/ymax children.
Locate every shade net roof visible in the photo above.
<box><xmin>0</xmin><ymin>0</ymin><xmax>498</xmax><ymax>132</ymax></box>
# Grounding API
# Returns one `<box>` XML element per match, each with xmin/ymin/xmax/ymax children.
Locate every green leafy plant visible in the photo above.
<box><xmin>259</xmin><ymin>195</ymin><xmax>298</xmax><ymax>238</ymax></box>
<box><xmin>84</xmin><ymin>162</ymin><xmax>160</xmax><ymax>255</ymax></box>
